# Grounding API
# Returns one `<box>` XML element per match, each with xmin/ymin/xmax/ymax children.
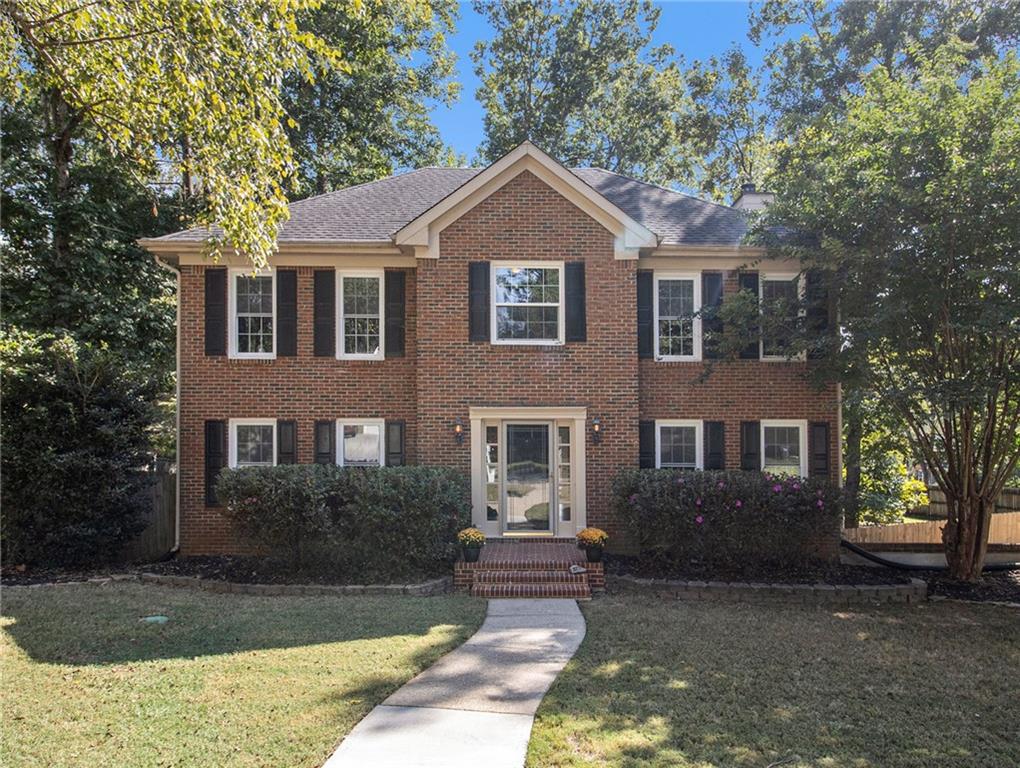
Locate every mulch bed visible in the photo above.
<box><xmin>923</xmin><ymin>569</ymin><xmax>1020</xmax><ymax>604</ymax></box>
<box><xmin>1</xmin><ymin>555</ymin><xmax>443</xmax><ymax>588</ymax></box>
<box><xmin>605</xmin><ymin>554</ymin><xmax>913</xmax><ymax>586</ymax></box>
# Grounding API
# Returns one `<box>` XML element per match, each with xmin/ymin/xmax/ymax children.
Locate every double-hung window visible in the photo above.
<box><xmin>654</xmin><ymin>273</ymin><xmax>701</xmax><ymax>360</ymax></box>
<box><xmin>760</xmin><ymin>274</ymin><xmax>803</xmax><ymax>360</ymax></box>
<box><xmin>492</xmin><ymin>262</ymin><xmax>564</xmax><ymax>344</ymax></box>
<box><xmin>229</xmin><ymin>269</ymin><xmax>275</xmax><ymax>358</ymax></box>
<box><xmin>656</xmin><ymin>420</ymin><xmax>703</xmax><ymax>470</ymax></box>
<box><xmin>761</xmin><ymin>420</ymin><xmax>808</xmax><ymax>476</ymax></box>
<box><xmin>337</xmin><ymin>419</ymin><xmax>385</xmax><ymax>466</ymax></box>
<box><xmin>229</xmin><ymin>419</ymin><xmax>277</xmax><ymax>467</ymax></box>
<box><xmin>338</xmin><ymin>271</ymin><xmax>384</xmax><ymax>360</ymax></box>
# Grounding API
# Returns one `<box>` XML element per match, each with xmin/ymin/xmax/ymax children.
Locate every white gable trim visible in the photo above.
<box><xmin>394</xmin><ymin>142</ymin><xmax>659</xmax><ymax>260</ymax></box>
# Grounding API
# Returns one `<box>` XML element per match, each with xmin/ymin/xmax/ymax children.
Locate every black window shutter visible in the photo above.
<box><xmin>704</xmin><ymin>421</ymin><xmax>725</xmax><ymax>470</ymax></box>
<box><xmin>637</xmin><ymin>270</ymin><xmax>653</xmax><ymax>358</ymax></box>
<box><xmin>313</xmin><ymin>270</ymin><xmax>335</xmax><ymax>357</ymax></box>
<box><xmin>805</xmin><ymin>269</ymin><xmax>829</xmax><ymax>360</ymax></box>
<box><xmin>565</xmin><ymin>262</ymin><xmax>586</xmax><ymax>342</ymax></box>
<box><xmin>809</xmin><ymin>421</ymin><xmax>830</xmax><ymax>478</ymax></box>
<box><xmin>277</xmin><ymin>420</ymin><xmax>297</xmax><ymax>464</ymax></box>
<box><xmin>386</xmin><ymin>420</ymin><xmax>406</xmax><ymax>466</ymax></box>
<box><xmin>639</xmin><ymin>420</ymin><xmax>656</xmax><ymax>468</ymax></box>
<box><xmin>740</xmin><ymin>421</ymin><xmax>761</xmax><ymax>471</ymax></box>
<box><xmin>468</xmin><ymin>261</ymin><xmax>490</xmax><ymax>342</ymax></box>
<box><xmin>276</xmin><ymin>269</ymin><xmax>297</xmax><ymax>357</ymax></box>
<box><xmin>204</xmin><ymin>269</ymin><xmax>227</xmax><ymax>356</ymax></box>
<box><xmin>384</xmin><ymin>271</ymin><xmax>406</xmax><ymax>357</ymax></box>
<box><xmin>701</xmin><ymin>272</ymin><xmax>724</xmax><ymax>359</ymax></box>
<box><xmin>204</xmin><ymin>420</ymin><xmax>227</xmax><ymax>505</ymax></box>
<box><xmin>738</xmin><ymin>271</ymin><xmax>760</xmax><ymax>359</ymax></box>
<box><xmin>314</xmin><ymin>420</ymin><xmax>335</xmax><ymax>465</ymax></box>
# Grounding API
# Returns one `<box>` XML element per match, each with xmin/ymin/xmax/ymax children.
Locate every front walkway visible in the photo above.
<box><xmin>323</xmin><ymin>599</ymin><xmax>586</xmax><ymax>768</ymax></box>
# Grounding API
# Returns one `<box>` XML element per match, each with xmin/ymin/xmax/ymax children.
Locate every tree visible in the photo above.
<box><xmin>283</xmin><ymin>0</ymin><xmax>461</xmax><ymax>197</ymax></box>
<box><xmin>472</xmin><ymin>0</ymin><xmax>693</xmax><ymax>185</ymax></box>
<box><xmin>758</xmin><ymin>44</ymin><xmax>1020</xmax><ymax>580</ymax></box>
<box><xmin>2</xmin><ymin>0</ymin><xmax>343</xmax><ymax>268</ymax></box>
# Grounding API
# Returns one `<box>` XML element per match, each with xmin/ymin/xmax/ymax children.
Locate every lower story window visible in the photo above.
<box><xmin>762</xmin><ymin>421</ymin><xmax>807</xmax><ymax>476</ymax></box>
<box><xmin>338</xmin><ymin>420</ymin><xmax>385</xmax><ymax>466</ymax></box>
<box><xmin>230</xmin><ymin>419</ymin><xmax>276</xmax><ymax>467</ymax></box>
<box><xmin>656</xmin><ymin>420</ymin><xmax>703</xmax><ymax>470</ymax></box>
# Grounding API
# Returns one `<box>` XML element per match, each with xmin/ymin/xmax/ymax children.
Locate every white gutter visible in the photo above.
<box><xmin>153</xmin><ymin>254</ymin><xmax>182</xmax><ymax>554</ymax></box>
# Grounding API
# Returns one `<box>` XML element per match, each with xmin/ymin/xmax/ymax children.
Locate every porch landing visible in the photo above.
<box><xmin>454</xmin><ymin>541</ymin><xmax>605</xmax><ymax>599</ymax></box>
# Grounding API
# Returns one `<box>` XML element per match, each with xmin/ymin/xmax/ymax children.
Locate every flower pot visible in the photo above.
<box><xmin>462</xmin><ymin>545</ymin><xmax>481</xmax><ymax>563</ymax></box>
<box><xmin>584</xmin><ymin>545</ymin><xmax>603</xmax><ymax>563</ymax></box>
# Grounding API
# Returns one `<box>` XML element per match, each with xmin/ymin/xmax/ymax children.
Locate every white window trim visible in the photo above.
<box><xmin>654</xmin><ymin>271</ymin><xmax>702</xmax><ymax>361</ymax></box>
<box><xmin>760</xmin><ymin>419</ymin><xmax>809</xmax><ymax>477</ymax></box>
<box><xmin>490</xmin><ymin>261</ymin><xmax>565</xmax><ymax>346</ymax></box>
<box><xmin>759</xmin><ymin>272</ymin><xmax>805</xmax><ymax>362</ymax></box>
<box><xmin>228</xmin><ymin>418</ymin><xmax>278</xmax><ymax>468</ymax></box>
<box><xmin>337</xmin><ymin>270</ymin><xmax>385</xmax><ymax>361</ymax></box>
<box><xmin>336</xmin><ymin>418</ymin><xmax>386</xmax><ymax>467</ymax></box>
<box><xmin>228</xmin><ymin>268</ymin><xmax>276</xmax><ymax>360</ymax></box>
<box><xmin>655</xmin><ymin>419</ymin><xmax>704</xmax><ymax>469</ymax></box>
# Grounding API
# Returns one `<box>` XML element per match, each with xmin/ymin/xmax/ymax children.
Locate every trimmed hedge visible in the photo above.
<box><xmin>613</xmin><ymin>469</ymin><xmax>842</xmax><ymax>566</ymax></box>
<box><xmin>216</xmin><ymin>465</ymin><xmax>470</xmax><ymax>580</ymax></box>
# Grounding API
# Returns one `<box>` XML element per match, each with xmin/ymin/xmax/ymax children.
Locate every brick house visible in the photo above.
<box><xmin>142</xmin><ymin>142</ymin><xmax>840</xmax><ymax>556</ymax></box>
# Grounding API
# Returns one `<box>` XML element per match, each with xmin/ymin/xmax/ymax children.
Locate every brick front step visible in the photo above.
<box><xmin>472</xmin><ymin>582</ymin><xmax>592</xmax><ymax>599</ymax></box>
<box><xmin>474</xmin><ymin>569</ymin><xmax>588</xmax><ymax>584</ymax></box>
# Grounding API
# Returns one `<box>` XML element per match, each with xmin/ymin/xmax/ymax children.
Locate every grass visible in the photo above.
<box><xmin>527</xmin><ymin>594</ymin><xmax>1020</xmax><ymax>768</ymax></box>
<box><xmin>1</xmin><ymin>582</ymin><xmax>485</xmax><ymax>768</ymax></box>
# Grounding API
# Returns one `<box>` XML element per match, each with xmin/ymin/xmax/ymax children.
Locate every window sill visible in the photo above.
<box><xmin>227</xmin><ymin>354</ymin><xmax>277</xmax><ymax>362</ymax></box>
<box><xmin>337</xmin><ymin>355</ymin><xmax>385</xmax><ymax>362</ymax></box>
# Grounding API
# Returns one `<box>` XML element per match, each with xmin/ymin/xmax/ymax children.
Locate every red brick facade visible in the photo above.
<box><xmin>176</xmin><ymin>171</ymin><xmax>838</xmax><ymax>555</ymax></box>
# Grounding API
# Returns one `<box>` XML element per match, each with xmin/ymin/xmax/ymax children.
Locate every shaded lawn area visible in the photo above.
<box><xmin>1</xmin><ymin>582</ymin><xmax>484</xmax><ymax>768</ymax></box>
<box><xmin>528</xmin><ymin>595</ymin><xmax>1019</xmax><ymax>768</ymax></box>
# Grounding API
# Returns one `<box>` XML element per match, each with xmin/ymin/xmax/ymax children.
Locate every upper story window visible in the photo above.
<box><xmin>761</xmin><ymin>420</ymin><xmax>807</xmax><ymax>476</ymax></box>
<box><xmin>338</xmin><ymin>271</ymin><xmax>384</xmax><ymax>360</ymax></box>
<box><xmin>492</xmin><ymin>262</ymin><xmax>564</xmax><ymax>344</ymax></box>
<box><xmin>655</xmin><ymin>420</ymin><xmax>703</xmax><ymax>469</ymax></box>
<box><xmin>654</xmin><ymin>273</ymin><xmax>701</xmax><ymax>360</ymax></box>
<box><xmin>760</xmin><ymin>274</ymin><xmax>803</xmax><ymax>360</ymax></box>
<box><xmin>337</xmin><ymin>419</ymin><xmax>385</xmax><ymax>466</ymax></box>
<box><xmin>229</xmin><ymin>269</ymin><xmax>275</xmax><ymax>358</ymax></box>
<box><xmin>229</xmin><ymin>419</ymin><xmax>276</xmax><ymax>467</ymax></box>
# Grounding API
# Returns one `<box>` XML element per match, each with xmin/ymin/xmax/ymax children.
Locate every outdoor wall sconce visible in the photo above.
<box><xmin>592</xmin><ymin>417</ymin><xmax>602</xmax><ymax>444</ymax></box>
<box><xmin>454</xmin><ymin>418</ymin><xmax>464</xmax><ymax>444</ymax></box>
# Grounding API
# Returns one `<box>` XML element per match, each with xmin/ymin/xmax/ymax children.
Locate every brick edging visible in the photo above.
<box><xmin>7</xmin><ymin>572</ymin><xmax>453</xmax><ymax>597</ymax></box>
<box><xmin>610</xmin><ymin>574</ymin><xmax>927</xmax><ymax>605</ymax></box>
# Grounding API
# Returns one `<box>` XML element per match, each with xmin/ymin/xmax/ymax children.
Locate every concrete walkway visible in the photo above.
<box><xmin>323</xmin><ymin>599</ymin><xmax>586</xmax><ymax>768</ymax></box>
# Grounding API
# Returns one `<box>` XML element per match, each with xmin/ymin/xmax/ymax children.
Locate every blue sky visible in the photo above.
<box><xmin>431</xmin><ymin>1</ymin><xmax>769</xmax><ymax>161</ymax></box>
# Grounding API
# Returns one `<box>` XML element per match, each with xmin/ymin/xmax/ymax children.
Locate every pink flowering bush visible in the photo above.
<box><xmin>613</xmin><ymin>469</ymin><xmax>842</xmax><ymax>567</ymax></box>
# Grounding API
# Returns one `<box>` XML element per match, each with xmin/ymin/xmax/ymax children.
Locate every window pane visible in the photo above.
<box><xmin>342</xmin><ymin>424</ymin><xmax>381</xmax><ymax>466</ymax></box>
<box><xmin>342</xmin><ymin>277</ymin><xmax>381</xmax><ymax>356</ymax></box>
<box><xmin>236</xmin><ymin>424</ymin><xmax>274</xmax><ymax>466</ymax></box>
<box><xmin>496</xmin><ymin>305</ymin><xmax>559</xmax><ymax>340</ymax></box>
<box><xmin>235</xmin><ymin>275</ymin><xmax>273</xmax><ymax>354</ymax></box>
<box><xmin>659</xmin><ymin>426</ymin><xmax>696</xmax><ymax>468</ymax></box>
<box><xmin>763</xmin><ymin>426</ymin><xmax>801</xmax><ymax>473</ymax></box>
<box><xmin>762</xmin><ymin>278</ymin><xmax>798</xmax><ymax>356</ymax></box>
<box><xmin>495</xmin><ymin>267</ymin><xmax>559</xmax><ymax>304</ymax></box>
<box><xmin>658</xmin><ymin>279</ymin><xmax>695</xmax><ymax>357</ymax></box>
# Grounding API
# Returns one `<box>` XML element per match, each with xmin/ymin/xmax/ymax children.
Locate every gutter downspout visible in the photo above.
<box><xmin>154</xmin><ymin>254</ymin><xmax>182</xmax><ymax>554</ymax></box>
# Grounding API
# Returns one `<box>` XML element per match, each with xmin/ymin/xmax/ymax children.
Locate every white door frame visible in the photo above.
<box><xmin>469</xmin><ymin>407</ymin><xmax>587</xmax><ymax>538</ymax></box>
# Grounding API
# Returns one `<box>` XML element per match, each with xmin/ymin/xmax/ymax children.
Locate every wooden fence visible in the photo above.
<box><xmin>926</xmin><ymin>487</ymin><xmax>1020</xmax><ymax>517</ymax></box>
<box><xmin>844</xmin><ymin>511</ymin><xmax>1020</xmax><ymax>546</ymax></box>
<box><xmin>121</xmin><ymin>460</ymin><xmax>176</xmax><ymax>562</ymax></box>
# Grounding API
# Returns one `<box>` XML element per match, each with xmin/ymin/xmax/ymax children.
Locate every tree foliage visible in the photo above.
<box><xmin>471</xmin><ymin>0</ymin><xmax>693</xmax><ymax>185</ymax></box>
<box><xmin>759</xmin><ymin>43</ymin><xmax>1020</xmax><ymax>579</ymax></box>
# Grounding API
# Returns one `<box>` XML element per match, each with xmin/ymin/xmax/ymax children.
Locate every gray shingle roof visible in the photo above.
<box><xmin>151</xmin><ymin>166</ymin><xmax>749</xmax><ymax>247</ymax></box>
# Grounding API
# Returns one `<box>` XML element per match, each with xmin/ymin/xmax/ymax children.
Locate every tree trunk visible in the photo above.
<box><xmin>943</xmin><ymin>492</ymin><xmax>993</xmax><ymax>582</ymax></box>
<box><xmin>47</xmin><ymin>89</ymin><xmax>74</xmax><ymax>270</ymax></box>
<box><xmin>843</xmin><ymin>404</ymin><xmax>863</xmax><ymax>528</ymax></box>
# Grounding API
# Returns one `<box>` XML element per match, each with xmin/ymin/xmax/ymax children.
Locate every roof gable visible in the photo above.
<box><xmin>394</xmin><ymin>142</ymin><xmax>659</xmax><ymax>260</ymax></box>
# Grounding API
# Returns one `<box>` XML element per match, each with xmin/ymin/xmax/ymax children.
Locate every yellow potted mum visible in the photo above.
<box><xmin>457</xmin><ymin>527</ymin><xmax>486</xmax><ymax>563</ymax></box>
<box><xmin>576</xmin><ymin>527</ymin><xmax>608</xmax><ymax>562</ymax></box>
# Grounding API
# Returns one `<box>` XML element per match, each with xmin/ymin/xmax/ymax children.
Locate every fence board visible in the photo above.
<box><xmin>121</xmin><ymin>461</ymin><xmax>176</xmax><ymax>562</ymax></box>
<box><xmin>927</xmin><ymin>487</ymin><xmax>1020</xmax><ymax>517</ymax></box>
<box><xmin>844</xmin><ymin>511</ymin><xmax>1020</xmax><ymax>545</ymax></box>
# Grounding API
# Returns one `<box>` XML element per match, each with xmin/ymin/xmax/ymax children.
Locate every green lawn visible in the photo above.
<box><xmin>1</xmin><ymin>582</ymin><xmax>485</xmax><ymax>768</ymax></box>
<box><xmin>528</xmin><ymin>595</ymin><xmax>1020</xmax><ymax>768</ymax></box>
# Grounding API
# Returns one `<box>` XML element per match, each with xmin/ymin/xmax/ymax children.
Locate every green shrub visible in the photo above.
<box><xmin>612</xmin><ymin>469</ymin><xmax>842</xmax><ymax>567</ymax></box>
<box><xmin>1</xmin><ymin>331</ymin><xmax>156</xmax><ymax>567</ymax></box>
<box><xmin>216</xmin><ymin>464</ymin><xmax>470</xmax><ymax>580</ymax></box>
